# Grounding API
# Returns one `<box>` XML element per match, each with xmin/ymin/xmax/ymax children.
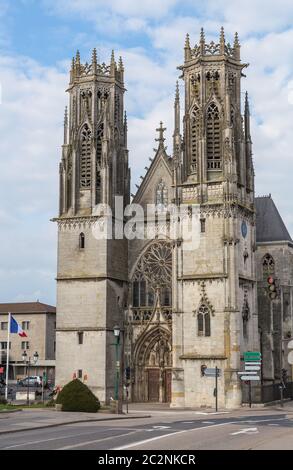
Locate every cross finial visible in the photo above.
<box><xmin>155</xmin><ymin>121</ymin><xmax>166</xmax><ymax>147</ymax></box>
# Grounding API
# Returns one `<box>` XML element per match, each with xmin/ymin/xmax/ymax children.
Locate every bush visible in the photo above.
<box><xmin>0</xmin><ymin>397</ymin><xmax>7</xmax><ymax>405</ymax></box>
<box><xmin>56</xmin><ymin>379</ymin><xmax>100</xmax><ymax>413</ymax></box>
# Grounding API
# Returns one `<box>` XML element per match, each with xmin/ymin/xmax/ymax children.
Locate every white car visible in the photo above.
<box><xmin>18</xmin><ymin>376</ymin><xmax>42</xmax><ymax>387</ymax></box>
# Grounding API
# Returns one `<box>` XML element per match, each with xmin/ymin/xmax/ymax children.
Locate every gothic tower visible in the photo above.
<box><xmin>171</xmin><ymin>28</ymin><xmax>258</xmax><ymax>408</ymax></box>
<box><xmin>54</xmin><ymin>49</ymin><xmax>130</xmax><ymax>402</ymax></box>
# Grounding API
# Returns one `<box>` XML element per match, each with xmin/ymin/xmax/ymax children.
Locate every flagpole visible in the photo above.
<box><xmin>5</xmin><ymin>313</ymin><xmax>11</xmax><ymax>401</ymax></box>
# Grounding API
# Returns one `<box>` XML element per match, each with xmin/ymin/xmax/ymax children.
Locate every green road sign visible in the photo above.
<box><xmin>244</xmin><ymin>351</ymin><xmax>261</xmax><ymax>362</ymax></box>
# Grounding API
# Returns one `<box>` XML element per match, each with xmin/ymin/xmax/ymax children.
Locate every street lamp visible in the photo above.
<box><xmin>22</xmin><ymin>350</ymin><xmax>39</xmax><ymax>406</ymax></box>
<box><xmin>113</xmin><ymin>325</ymin><xmax>120</xmax><ymax>405</ymax></box>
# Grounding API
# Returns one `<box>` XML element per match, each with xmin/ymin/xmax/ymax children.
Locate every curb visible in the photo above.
<box><xmin>0</xmin><ymin>414</ymin><xmax>152</xmax><ymax>436</ymax></box>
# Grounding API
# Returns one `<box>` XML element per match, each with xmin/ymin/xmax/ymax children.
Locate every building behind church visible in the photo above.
<box><xmin>54</xmin><ymin>27</ymin><xmax>293</xmax><ymax>408</ymax></box>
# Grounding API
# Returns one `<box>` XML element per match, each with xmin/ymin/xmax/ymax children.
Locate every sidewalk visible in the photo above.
<box><xmin>0</xmin><ymin>408</ymin><xmax>151</xmax><ymax>435</ymax></box>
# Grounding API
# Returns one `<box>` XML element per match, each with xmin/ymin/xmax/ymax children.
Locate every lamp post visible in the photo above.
<box><xmin>22</xmin><ymin>351</ymin><xmax>39</xmax><ymax>406</ymax></box>
<box><xmin>113</xmin><ymin>325</ymin><xmax>122</xmax><ymax>413</ymax></box>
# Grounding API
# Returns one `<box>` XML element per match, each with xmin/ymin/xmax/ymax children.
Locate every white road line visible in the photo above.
<box><xmin>194</xmin><ymin>412</ymin><xmax>230</xmax><ymax>415</ymax></box>
<box><xmin>2</xmin><ymin>427</ymin><xmax>141</xmax><ymax>450</ymax></box>
<box><xmin>3</xmin><ymin>431</ymin><xmax>103</xmax><ymax>449</ymax></box>
<box><xmin>113</xmin><ymin>421</ymin><xmax>236</xmax><ymax>450</ymax></box>
<box><xmin>230</xmin><ymin>427</ymin><xmax>259</xmax><ymax>436</ymax></box>
<box><xmin>58</xmin><ymin>430</ymin><xmax>139</xmax><ymax>450</ymax></box>
<box><xmin>202</xmin><ymin>421</ymin><xmax>215</xmax><ymax>424</ymax></box>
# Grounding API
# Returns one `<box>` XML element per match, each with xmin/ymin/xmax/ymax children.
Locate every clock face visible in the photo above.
<box><xmin>241</xmin><ymin>221</ymin><xmax>248</xmax><ymax>238</ymax></box>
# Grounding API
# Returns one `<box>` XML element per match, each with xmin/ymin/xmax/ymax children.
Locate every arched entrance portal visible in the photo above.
<box><xmin>133</xmin><ymin>327</ymin><xmax>172</xmax><ymax>403</ymax></box>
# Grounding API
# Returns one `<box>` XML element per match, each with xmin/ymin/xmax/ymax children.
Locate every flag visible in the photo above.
<box><xmin>10</xmin><ymin>316</ymin><xmax>27</xmax><ymax>337</ymax></box>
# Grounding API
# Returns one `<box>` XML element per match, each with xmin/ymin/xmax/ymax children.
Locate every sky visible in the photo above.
<box><xmin>0</xmin><ymin>0</ymin><xmax>293</xmax><ymax>305</ymax></box>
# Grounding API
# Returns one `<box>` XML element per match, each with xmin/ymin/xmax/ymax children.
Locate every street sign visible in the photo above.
<box><xmin>244</xmin><ymin>362</ymin><xmax>261</xmax><ymax>366</ymax></box>
<box><xmin>244</xmin><ymin>351</ymin><xmax>261</xmax><ymax>362</ymax></box>
<box><xmin>237</xmin><ymin>371</ymin><xmax>257</xmax><ymax>375</ymax></box>
<box><xmin>240</xmin><ymin>376</ymin><xmax>260</xmax><ymax>381</ymax></box>
<box><xmin>203</xmin><ymin>368</ymin><xmax>221</xmax><ymax>377</ymax></box>
<box><xmin>245</xmin><ymin>365</ymin><xmax>261</xmax><ymax>371</ymax></box>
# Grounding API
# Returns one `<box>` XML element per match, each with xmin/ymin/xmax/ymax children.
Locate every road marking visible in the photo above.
<box><xmin>201</xmin><ymin>421</ymin><xmax>215</xmax><ymax>424</ymax></box>
<box><xmin>182</xmin><ymin>421</ymin><xmax>194</xmax><ymax>424</ymax></box>
<box><xmin>113</xmin><ymin>421</ymin><xmax>236</xmax><ymax>450</ymax></box>
<box><xmin>58</xmin><ymin>430</ymin><xmax>139</xmax><ymax>450</ymax></box>
<box><xmin>268</xmin><ymin>424</ymin><xmax>280</xmax><ymax>426</ymax></box>
<box><xmin>3</xmin><ymin>430</ymin><xmax>108</xmax><ymax>449</ymax></box>
<box><xmin>230</xmin><ymin>427</ymin><xmax>259</xmax><ymax>436</ymax></box>
<box><xmin>194</xmin><ymin>411</ymin><xmax>230</xmax><ymax>415</ymax></box>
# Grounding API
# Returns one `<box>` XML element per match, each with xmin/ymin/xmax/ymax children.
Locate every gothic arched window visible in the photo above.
<box><xmin>80</xmin><ymin>124</ymin><xmax>92</xmax><ymax>188</ymax></box>
<box><xmin>190</xmin><ymin>106</ymin><xmax>200</xmax><ymax>173</ymax></box>
<box><xmin>206</xmin><ymin>102</ymin><xmax>221</xmax><ymax>170</ymax></box>
<box><xmin>79</xmin><ymin>232</ymin><xmax>85</xmax><ymax>249</ymax></box>
<box><xmin>197</xmin><ymin>304</ymin><xmax>211</xmax><ymax>337</ymax></box>
<box><xmin>262</xmin><ymin>253</ymin><xmax>275</xmax><ymax>280</ymax></box>
<box><xmin>131</xmin><ymin>242</ymin><xmax>172</xmax><ymax>319</ymax></box>
<box><xmin>96</xmin><ymin>124</ymin><xmax>104</xmax><ymax>203</ymax></box>
<box><xmin>156</xmin><ymin>181</ymin><xmax>168</xmax><ymax>208</ymax></box>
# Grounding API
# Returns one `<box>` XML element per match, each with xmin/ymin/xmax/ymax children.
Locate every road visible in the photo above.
<box><xmin>0</xmin><ymin>408</ymin><xmax>292</xmax><ymax>450</ymax></box>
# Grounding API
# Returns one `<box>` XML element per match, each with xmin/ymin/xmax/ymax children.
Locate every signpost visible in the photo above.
<box><xmin>238</xmin><ymin>352</ymin><xmax>262</xmax><ymax>408</ymax></box>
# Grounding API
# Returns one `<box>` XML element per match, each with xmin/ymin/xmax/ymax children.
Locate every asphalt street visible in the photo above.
<box><xmin>0</xmin><ymin>408</ymin><xmax>292</xmax><ymax>450</ymax></box>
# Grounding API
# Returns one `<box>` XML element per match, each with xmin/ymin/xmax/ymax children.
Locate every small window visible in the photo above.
<box><xmin>0</xmin><ymin>342</ymin><xmax>11</xmax><ymax>350</ymax></box>
<box><xmin>200</xmin><ymin>219</ymin><xmax>206</xmax><ymax>233</ymax></box>
<box><xmin>21</xmin><ymin>341</ymin><xmax>29</xmax><ymax>350</ymax></box>
<box><xmin>54</xmin><ymin>341</ymin><xmax>56</xmax><ymax>352</ymax></box>
<box><xmin>78</xmin><ymin>332</ymin><xmax>84</xmax><ymax>345</ymax></box>
<box><xmin>197</xmin><ymin>304</ymin><xmax>211</xmax><ymax>337</ymax></box>
<box><xmin>22</xmin><ymin>321</ymin><xmax>30</xmax><ymax>331</ymax></box>
<box><xmin>78</xmin><ymin>369</ymin><xmax>83</xmax><ymax>379</ymax></box>
<box><xmin>1</xmin><ymin>322</ymin><xmax>8</xmax><ymax>331</ymax></box>
<box><xmin>79</xmin><ymin>232</ymin><xmax>85</xmax><ymax>249</ymax></box>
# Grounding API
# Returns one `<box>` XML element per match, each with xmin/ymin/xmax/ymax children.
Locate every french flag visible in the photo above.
<box><xmin>10</xmin><ymin>316</ymin><xmax>27</xmax><ymax>337</ymax></box>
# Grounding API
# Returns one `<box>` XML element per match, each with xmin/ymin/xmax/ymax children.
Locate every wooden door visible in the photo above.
<box><xmin>148</xmin><ymin>369</ymin><xmax>160</xmax><ymax>401</ymax></box>
<box><xmin>165</xmin><ymin>369</ymin><xmax>172</xmax><ymax>403</ymax></box>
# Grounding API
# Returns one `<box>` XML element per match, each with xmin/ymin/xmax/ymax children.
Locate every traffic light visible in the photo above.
<box><xmin>267</xmin><ymin>276</ymin><xmax>278</xmax><ymax>300</ymax></box>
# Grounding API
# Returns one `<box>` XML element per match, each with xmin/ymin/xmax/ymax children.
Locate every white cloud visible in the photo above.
<box><xmin>0</xmin><ymin>54</ymin><xmax>68</xmax><ymax>303</ymax></box>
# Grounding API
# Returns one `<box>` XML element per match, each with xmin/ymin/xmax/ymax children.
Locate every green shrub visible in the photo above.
<box><xmin>0</xmin><ymin>397</ymin><xmax>7</xmax><ymax>405</ymax></box>
<box><xmin>56</xmin><ymin>379</ymin><xmax>100</xmax><ymax>413</ymax></box>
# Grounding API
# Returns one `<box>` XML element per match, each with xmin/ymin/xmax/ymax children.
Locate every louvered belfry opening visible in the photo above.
<box><xmin>206</xmin><ymin>102</ymin><xmax>221</xmax><ymax>170</ymax></box>
<box><xmin>80</xmin><ymin>124</ymin><xmax>92</xmax><ymax>188</ymax></box>
<box><xmin>96</xmin><ymin>124</ymin><xmax>103</xmax><ymax>203</ymax></box>
<box><xmin>190</xmin><ymin>106</ymin><xmax>200</xmax><ymax>173</ymax></box>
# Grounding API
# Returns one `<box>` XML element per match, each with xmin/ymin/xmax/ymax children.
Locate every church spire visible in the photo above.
<box><xmin>63</xmin><ymin>106</ymin><xmax>68</xmax><ymax>145</ymax></box>
<box><xmin>184</xmin><ymin>33</ymin><xmax>191</xmax><ymax>61</ymax></box>
<box><xmin>173</xmin><ymin>81</ymin><xmax>181</xmax><ymax>158</ymax></box>
<box><xmin>92</xmin><ymin>47</ymin><xmax>97</xmax><ymax>73</ymax></box>
<box><xmin>233</xmin><ymin>32</ymin><xmax>240</xmax><ymax>60</ymax></box>
<box><xmin>244</xmin><ymin>91</ymin><xmax>251</xmax><ymax>142</ymax></box>
<box><xmin>199</xmin><ymin>27</ymin><xmax>205</xmax><ymax>55</ymax></box>
<box><xmin>219</xmin><ymin>26</ymin><xmax>225</xmax><ymax>55</ymax></box>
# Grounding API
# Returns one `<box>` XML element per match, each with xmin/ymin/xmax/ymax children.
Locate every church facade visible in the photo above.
<box><xmin>54</xmin><ymin>28</ymin><xmax>292</xmax><ymax>409</ymax></box>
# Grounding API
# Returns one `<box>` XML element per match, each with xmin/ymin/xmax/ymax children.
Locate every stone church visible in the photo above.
<box><xmin>54</xmin><ymin>28</ymin><xmax>293</xmax><ymax>409</ymax></box>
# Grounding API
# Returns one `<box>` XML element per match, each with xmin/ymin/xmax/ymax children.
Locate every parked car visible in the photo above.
<box><xmin>18</xmin><ymin>376</ymin><xmax>42</xmax><ymax>387</ymax></box>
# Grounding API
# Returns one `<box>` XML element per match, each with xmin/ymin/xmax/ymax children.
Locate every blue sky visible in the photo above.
<box><xmin>1</xmin><ymin>0</ymin><xmax>293</xmax><ymax>305</ymax></box>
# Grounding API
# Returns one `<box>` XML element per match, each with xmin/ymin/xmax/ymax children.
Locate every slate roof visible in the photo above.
<box><xmin>0</xmin><ymin>302</ymin><xmax>56</xmax><ymax>315</ymax></box>
<box><xmin>255</xmin><ymin>196</ymin><xmax>292</xmax><ymax>244</ymax></box>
